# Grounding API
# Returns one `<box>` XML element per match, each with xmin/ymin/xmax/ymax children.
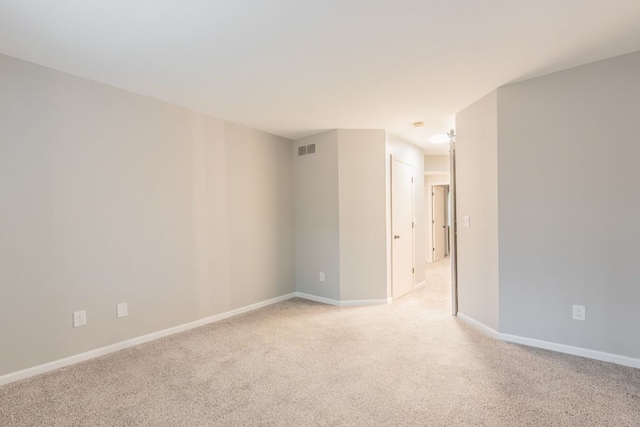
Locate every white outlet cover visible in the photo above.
<box><xmin>117</xmin><ymin>303</ymin><xmax>128</xmax><ymax>318</ymax></box>
<box><xmin>73</xmin><ymin>310</ymin><xmax>87</xmax><ymax>328</ymax></box>
<box><xmin>572</xmin><ymin>305</ymin><xmax>586</xmax><ymax>321</ymax></box>
<box><xmin>319</xmin><ymin>272</ymin><xmax>325</xmax><ymax>282</ymax></box>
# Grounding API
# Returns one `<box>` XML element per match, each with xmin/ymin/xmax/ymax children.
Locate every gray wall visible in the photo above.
<box><xmin>293</xmin><ymin>131</ymin><xmax>341</xmax><ymax>300</ymax></box>
<box><xmin>455</xmin><ymin>91</ymin><xmax>500</xmax><ymax>331</ymax></box>
<box><xmin>294</xmin><ymin>129</ymin><xmax>392</xmax><ymax>302</ymax></box>
<box><xmin>497</xmin><ymin>51</ymin><xmax>640</xmax><ymax>358</ymax></box>
<box><xmin>0</xmin><ymin>54</ymin><xmax>295</xmax><ymax>376</ymax></box>
<box><xmin>338</xmin><ymin>130</ymin><xmax>387</xmax><ymax>300</ymax></box>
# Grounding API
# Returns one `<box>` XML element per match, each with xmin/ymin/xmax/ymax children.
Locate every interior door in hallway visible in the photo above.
<box><xmin>432</xmin><ymin>186</ymin><xmax>446</xmax><ymax>262</ymax></box>
<box><xmin>391</xmin><ymin>157</ymin><xmax>414</xmax><ymax>299</ymax></box>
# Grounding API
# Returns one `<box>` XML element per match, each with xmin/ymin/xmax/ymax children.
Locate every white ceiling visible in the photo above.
<box><xmin>2</xmin><ymin>1</ymin><xmax>640</xmax><ymax>154</ymax></box>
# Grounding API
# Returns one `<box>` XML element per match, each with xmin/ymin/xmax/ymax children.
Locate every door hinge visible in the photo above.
<box><xmin>411</xmin><ymin>177</ymin><xmax>414</xmax><ymax>183</ymax></box>
<box><xmin>412</xmin><ymin>267</ymin><xmax>415</xmax><ymax>274</ymax></box>
<box><xmin>412</xmin><ymin>222</ymin><xmax>414</xmax><ymax>228</ymax></box>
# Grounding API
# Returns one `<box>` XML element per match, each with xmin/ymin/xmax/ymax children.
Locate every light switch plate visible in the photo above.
<box><xmin>464</xmin><ymin>216</ymin><xmax>471</xmax><ymax>228</ymax></box>
<box><xmin>117</xmin><ymin>303</ymin><xmax>128</xmax><ymax>318</ymax></box>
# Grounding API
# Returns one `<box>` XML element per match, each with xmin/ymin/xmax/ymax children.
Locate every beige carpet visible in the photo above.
<box><xmin>1</xmin><ymin>258</ymin><xmax>639</xmax><ymax>426</ymax></box>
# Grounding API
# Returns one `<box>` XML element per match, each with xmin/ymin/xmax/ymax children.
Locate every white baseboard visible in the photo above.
<box><xmin>457</xmin><ymin>312</ymin><xmax>640</xmax><ymax>369</ymax></box>
<box><xmin>456</xmin><ymin>313</ymin><xmax>500</xmax><ymax>339</ymax></box>
<box><xmin>295</xmin><ymin>292</ymin><xmax>340</xmax><ymax>306</ymax></box>
<box><xmin>414</xmin><ymin>281</ymin><xmax>426</xmax><ymax>290</ymax></box>
<box><xmin>0</xmin><ymin>293</ymin><xmax>297</xmax><ymax>386</ymax></box>
<box><xmin>295</xmin><ymin>292</ymin><xmax>391</xmax><ymax>307</ymax></box>
<box><xmin>500</xmin><ymin>333</ymin><xmax>640</xmax><ymax>369</ymax></box>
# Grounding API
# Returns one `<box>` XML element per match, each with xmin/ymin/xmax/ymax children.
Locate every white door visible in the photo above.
<box><xmin>391</xmin><ymin>158</ymin><xmax>413</xmax><ymax>299</ymax></box>
<box><xmin>432</xmin><ymin>186</ymin><xmax>446</xmax><ymax>262</ymax></box>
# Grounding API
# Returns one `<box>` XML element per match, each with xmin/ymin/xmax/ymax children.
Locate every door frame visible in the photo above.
<box><xmin>390</xmin><ymin>155</ymin><xmax>415</xmax><ymax>300</ymax></box>
<box><xmin>432</xmin><ymin>185</ymin><xmax>448</xmax><ymax>262</ymax></box>
<box><xmin>449</xmin><ymin>131</ymin><xmax>459</xmax><ymax>316</ymax></box>
<box><xmin>425</xmin><ymin>178</ymin><xmax>450</xmax><ymax>262</ymax></box>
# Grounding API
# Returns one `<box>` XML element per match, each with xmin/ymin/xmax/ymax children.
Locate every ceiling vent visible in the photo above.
<box><xmin>297</xmin><ymin>144</ymin><xmax>316</xmax><ymax>156</ymax></box>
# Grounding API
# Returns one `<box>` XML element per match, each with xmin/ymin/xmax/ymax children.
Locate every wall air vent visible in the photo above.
<box><xmin>297</xmin><ymin>144</ymin><xmax>316</xmax><ymax>157</ymax></box>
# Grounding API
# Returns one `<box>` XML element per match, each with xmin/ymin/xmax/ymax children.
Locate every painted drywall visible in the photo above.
<box><xmin>0</xmin><ymin>54</ymin><xmax>295</xmax><ymax>376</ymax></box>
<box><xmin>293</xmin><ymin>131</ymin><xmax>341</xmax><ymax>300</ymax></box>
<box><xmin>337</xmin><ymin>130</ymin><xmax>387</xmax><ymax>300</ymax></box>
<box><xmin>385</xmin><ymin>135</ymin><xmax>426</xmax><ymax>296</ymax></box>
<box><xmin>497</xmin><ymin>51</ymin><xmax>640</xmax><ymax>358</ymax></box>
<box><xmin>424</xmin><ymin>155</ymin><xmax>450</xmax><ymax>173</ymax></box>
<box><xmin>224</xmin><ymin>123</ymin><xmax>295</xmax><ymax>307</ymax></box>
<box><xmin>455</xmin><ymin>91</ymin><xmax>499</xmax><ymax>331</ymax></box>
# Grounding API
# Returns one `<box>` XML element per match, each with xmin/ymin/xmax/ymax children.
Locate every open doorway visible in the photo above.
<box><xmin>431</xmin><ymin>185</ymin><xmax>450</xmax><ymax>262</ymax></box>
<box><xmin>424</xmin><ymin>148</ymin><xmax>455</xmax><ymax>313</ymax></box>
<box><xmin>425</xmin><ymin>175</ymin><xmax>450</xmax><ymax>263</ymax></box>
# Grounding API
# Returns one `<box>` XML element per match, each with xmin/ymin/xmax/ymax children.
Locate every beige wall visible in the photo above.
<box><xmin>424</xmin><ymin>155</ymin><xmax>450</xmax><ymax>173</ymax></box>
<box><xmin>337</xmin><ymin>130</ymin><xmax>387</xmax><ymax>300</ymax></box>
<box><xmin>293</xmin><ymin>131</ymin><xmax>340</xmax><ymax>300</ymax></box>
<box><xmin>455</xmin><ymin>90</ymin><xmax>500</xmax><ymax>331</ymax></box>
<box><xmin>0</xmin><ymin>54</ymin><xmax>295</xmax><ymax>376</ymax></box>
<box><xmin>225</xmin><ymin>123</ymin><xmax>295</xmax><ymax>307</ymax></box>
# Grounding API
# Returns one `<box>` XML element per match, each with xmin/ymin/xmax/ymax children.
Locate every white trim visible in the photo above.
<box><xmin>295</xmin><ymin>292</ymin><xmax>340</xmax><ymax>306</ymax></box>
<box><xmin>457</xmin><ymin>312</ymin><xmax>500</xmax><ymax>339</ymax></box>
<box><xmin>457</xmin><ymin>312</ymin><xmax>640</xmax><ymax>369</ymax></box>
<box><xmin>0</xmin><ymin>293</ymin><xmax>296</xmax><ymax>386</ymax></box>
<box><xmin>500</xmin><ymin>333</ymin><xmax>640</xmax><ymax>369</ymax></box>
<box><xmin>295</xmin><ymin>292</ymin><xmax>391</xmax><ymax>307</ymax></box>
<box><xmin>414</xmin><ymin>280</ymin><xmax>426</xmax><ymax>290</ymax></box>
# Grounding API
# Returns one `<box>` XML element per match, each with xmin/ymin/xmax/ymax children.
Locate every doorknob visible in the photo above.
<box><xmin>394</xmin><ymin>235</ymin><xmax>400</xmax><ymax>239</ymax></box>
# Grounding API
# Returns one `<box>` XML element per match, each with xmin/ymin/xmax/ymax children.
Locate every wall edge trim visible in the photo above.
<box><xmin>457</xmin><ymin>312</ymin><xmax>640</xmax><ymax>369</ymax></box>
<box><xmin>0</xmin><ymin>292</ymin><xmax>297</xmax><ymax>386</ymax></box>
<box><xmin>295</xmin><ymin>292</ymin><xmax>391</xmax><ymax>307</ymax></box>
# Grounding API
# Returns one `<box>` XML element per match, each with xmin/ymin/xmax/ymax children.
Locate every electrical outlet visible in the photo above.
<box><xmin>319</xmin><ymin>272</ymin><xmax>325</xmax><ymax>282</ymax></box>
<box><xmin>73</xmin><ymin>310</ymin><xmax>87</xmax><ymax>328</ymax></box>
<box><xmin>117</xmin><ymin>302</ymin><xmax>128</xmax><ymax>318</ymax></box>
<box><xmin>572</xmin><ymin>305</ymin><xmax>586</xmax><ymax>321</ymax></box>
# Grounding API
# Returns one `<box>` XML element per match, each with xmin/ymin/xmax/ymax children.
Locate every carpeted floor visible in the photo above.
<box><xmin>1</xmin><ymin>258</ymin><xmax>639</xmax><ymax>426</ymax></box>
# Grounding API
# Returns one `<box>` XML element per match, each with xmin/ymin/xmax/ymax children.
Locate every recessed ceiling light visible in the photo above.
<box><xmin>429</xmin><ymin>134</ymin><xmax>450</xmax><ymax>144</ymax></box>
